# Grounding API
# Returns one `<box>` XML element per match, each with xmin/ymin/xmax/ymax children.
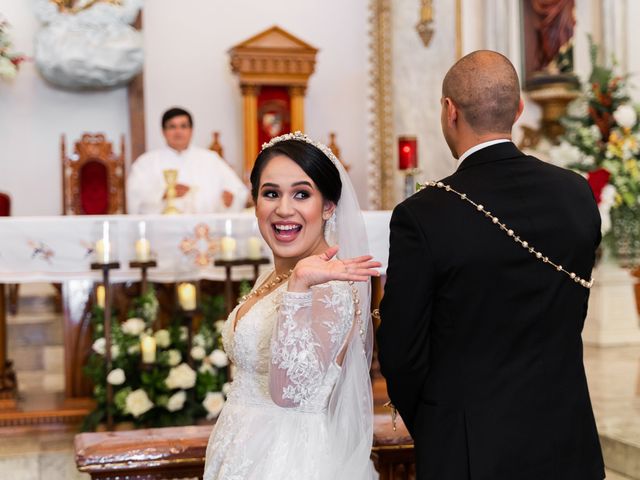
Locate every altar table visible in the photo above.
<box><xmin>0</xmin><ymin>211</ymin><xmax>392</xmax><ymax>417</ymax></box>
<box><xmin>0</xmin><ymin>212</ymin><xmax>391</xmax><ymax>282</ymax></box>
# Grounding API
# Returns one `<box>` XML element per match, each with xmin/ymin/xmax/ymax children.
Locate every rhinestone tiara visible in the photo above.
<box><xmin>261</xmin><ymin>131</ymin><xmax>340</xmax><ymax>168</ymax></box>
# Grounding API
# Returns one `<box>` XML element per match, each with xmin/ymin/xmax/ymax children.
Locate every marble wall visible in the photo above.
<box><xmin>391</xmin><ymin>0</ymin><xmax>459</xmax><ymax>198</ymax></box>
<box><xmin>389</xmin><ymin>0</ymin><xmax>640</xmax><ymax>204</ymax></box>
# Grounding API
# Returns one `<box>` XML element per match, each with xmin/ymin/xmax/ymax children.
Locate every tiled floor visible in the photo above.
<box><xmin>585</xmin><ymin>345</ymin><xmax>640</xmax><ymax>479</ymax></box>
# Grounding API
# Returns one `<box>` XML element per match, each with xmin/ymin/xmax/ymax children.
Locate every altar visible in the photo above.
<box><xmin>0</xmin><ymin>212</ymin><xmax>392</xmax><ymax>283</ymax></box>
<box><xmin>0</xmin><ymin>211</ymin><xmax>391</xmax><ymax>425</ymax></box>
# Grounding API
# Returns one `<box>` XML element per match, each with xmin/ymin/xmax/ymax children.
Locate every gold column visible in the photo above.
<box><xmin>289</xmin><ymin>86</ymin><xmax>306</xmax><ymax>132</ymax></box>
<box><xmin>241</xmin><ymin>85</ymin><xmax>260</xmax><ymax>180</ymax></box>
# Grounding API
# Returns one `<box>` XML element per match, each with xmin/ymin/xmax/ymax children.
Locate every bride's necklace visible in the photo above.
<box><xmin>239</xmin><ymin>269</ymin><xmax>293</xmax><ymax>303</ymax></box>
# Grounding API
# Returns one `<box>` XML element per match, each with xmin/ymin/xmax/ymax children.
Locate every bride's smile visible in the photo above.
<box><xmin>256</xmin><ymin>154</ymin><xmax>335</xmax><ymax>270</ymax></box>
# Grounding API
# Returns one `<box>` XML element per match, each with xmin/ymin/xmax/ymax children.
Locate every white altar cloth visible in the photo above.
<box><xmin>0</xmin><ymin>212</ymin><xmax>391</xmax><ymax>283</ymax></box>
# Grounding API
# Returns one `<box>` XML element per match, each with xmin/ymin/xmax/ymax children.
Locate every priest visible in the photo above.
<box><xmin>127</xmin><ymin>107</ymin><xmax>249</xmax><ymax>214</ymax></box>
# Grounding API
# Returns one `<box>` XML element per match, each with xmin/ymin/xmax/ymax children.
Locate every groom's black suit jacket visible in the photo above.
<box><xmin>377</xmin><ymin>142</ymin><xmax>605</xmax><ymax>480</ymax></box>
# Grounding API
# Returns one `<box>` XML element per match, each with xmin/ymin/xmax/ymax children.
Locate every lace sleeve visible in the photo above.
<box><xmin>269</xmin><ymin>281</ymin><xmax>354</xmax><ymax>408</ymax></box>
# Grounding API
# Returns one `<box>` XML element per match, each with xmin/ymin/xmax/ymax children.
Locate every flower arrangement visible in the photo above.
<box><xmin>82</xmin><ymin>286</ymin><xmax>236</xmax><ymax>430</ymax></box>
<box><xmin>0</xmin><ymin>18</ymin><xmax>25</xmax><ymax>80</ymax></box>
<box><xmin>549</xmin><ymin>38</ymin><xmax>640</xmax><ymax>265</ymax></box>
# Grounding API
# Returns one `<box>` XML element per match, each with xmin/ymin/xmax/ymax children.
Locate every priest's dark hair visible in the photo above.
<box><xmin>162</xmin><ymin>107</ymin><xmax>193</xmax><ymax>129</ymax></box>
<box><xmin>250</xmin><ymin>139</ymin><xmax>342</xmax><ymax>204</ymax></box>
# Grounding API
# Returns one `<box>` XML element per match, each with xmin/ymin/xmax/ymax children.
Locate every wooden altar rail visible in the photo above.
<box><xmin>75</xmin><ymin>414</ymin><xmax>415</xmax><ymax>480</ymax></box>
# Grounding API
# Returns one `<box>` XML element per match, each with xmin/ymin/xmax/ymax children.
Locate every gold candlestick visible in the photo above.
<box><xmin>163</xmin><ymin>169</ymin><xmax>181</xmax><ymax>215</ymax></box>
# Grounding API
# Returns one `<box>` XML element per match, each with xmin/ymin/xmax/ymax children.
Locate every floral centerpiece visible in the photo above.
<box><xmin>0</xmin><ymin>17</ymin><xmax>25</xmax><ymax>80</ymax></box>
<box><xmin>549</xmin><ymin>39</ymin><xmax>640</xmax><ymax>266</ymax></box>
<box><xmin>82</xmin><ymin>286</ymin><xmax>241</xmax><ymax>430</ymax></box>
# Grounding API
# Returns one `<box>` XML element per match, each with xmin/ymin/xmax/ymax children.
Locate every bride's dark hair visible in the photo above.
<box><xmin>250</xmin><ymin>140</ymin><xmax>342</xmax><ymax>204</ymax></box>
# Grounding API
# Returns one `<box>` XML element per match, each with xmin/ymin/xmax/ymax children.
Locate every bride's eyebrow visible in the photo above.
<box><xmin>260</xmin><ymin>181</ymin><xmax>314</xmax><ymax>189</ymax></box>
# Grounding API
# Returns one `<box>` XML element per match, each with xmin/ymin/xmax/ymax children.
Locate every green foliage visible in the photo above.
<box><xmin>82</xmin><ymin>287</ymin><xmax>229</xmax><ymax>431</ymax></box>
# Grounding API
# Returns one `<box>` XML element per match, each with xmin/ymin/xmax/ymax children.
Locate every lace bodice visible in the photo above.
<box><xmin>221</xmin><ymin>277</ymin><xmax>354</xmax><ymax>413</ymax></box>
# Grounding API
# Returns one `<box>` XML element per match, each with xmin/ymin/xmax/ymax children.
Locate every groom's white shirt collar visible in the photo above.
<box><xmin>456</xmin><ymin>139</ymin><xmax>511</xmax><ymax>169</ymax></box>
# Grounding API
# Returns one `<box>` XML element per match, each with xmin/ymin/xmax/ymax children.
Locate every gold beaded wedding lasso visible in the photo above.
<box><xmin>419</xmin><ymin>181</ymin><xmax>594</xmax><ymax>289</ymax></box>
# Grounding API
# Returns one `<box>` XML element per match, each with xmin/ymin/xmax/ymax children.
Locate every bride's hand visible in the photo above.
<box><xmin>287</xmin><ymin>246</ymin><xmax>382</xmax><ymax>292</ymax></box>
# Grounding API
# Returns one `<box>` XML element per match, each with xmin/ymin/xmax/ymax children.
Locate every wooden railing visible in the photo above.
<box><xmin>75</xmin><ymin>414</ymin><xmax>415</xmax><ymax>479</ymax></box>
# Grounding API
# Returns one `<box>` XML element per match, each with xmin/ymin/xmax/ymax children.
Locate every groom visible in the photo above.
<box><xmin>377</xmin><ymin>51</ymin><xmax>605</xmax><ymax>480</ymax></box>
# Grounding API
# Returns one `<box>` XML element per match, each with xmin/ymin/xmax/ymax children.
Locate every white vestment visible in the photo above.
<box><xmin>126</xmin><ymin>146</ymin><xmax>249</xmax><ymax>214</ymax></box>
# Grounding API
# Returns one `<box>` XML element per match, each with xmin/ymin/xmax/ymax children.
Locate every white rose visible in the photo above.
<box><xmin>202</xmin><ymin>391</ymin><xmax>225</xmax><ymax>419</ymax></box>
<box><xmin>613</xmin><ymin>104</ymin><xmax>638</xmax><ymax>129</ymax></box>
<box><xmin>199</xmin><ymin>362</ymin><xmax>216</xmax><ymax>374</ymax></box>
<box><xmin>92</xmin><ymin>337</ymin><xmax>106</xmax><ymax>355</ymax></box>
<box><xmin>191</xmin><ymin>346</ymin><xmax>206</xmax><ymax>361</ymax></box>
<box><xmin>222</xmin><ymin>382</ymin><xmax>232</xmax><ymax>396</ymax></box>
<box><xmin>128</xmin><ymin>344</ymin><xmax>140</xmax><ymax>355</ymax></box>
<box><xmin>154</xmin><ymin>329</ymin><xmax>171</xmax><ymax>348</ymax></box>
<box><xmin>209</xmin><ymin>349</ymin><xmax>229</xmax><ymax>368</ymax></box>
<box><xmin>111</xmin><ymin>344</ymin><xmax>120</xmax><ymax>360</ymax></box>
<box><xmin>106</xmin><ymin>368</ymin><xmax>126</xmax><ymax>385</ymax></box>
<box><xmin>166</xmin><ymin>390</ymin><xmax>187</xmax><ymax>412</ymax></box>
<box><xmin>193</xmin><ymin>333</ymin><xmax>206</xmax><ymax>347</ymax></box>
<box><xmin>548</xmin><ymin>141</ymin><xmax>582</xmax><ymax>167</ymax></box>
<box><xmin>214</xmin><ymin>320</ymin><xmax>226</xmax><ymax>332</ymax></box>
<box><xmin>165</xmin><ymin>363</ymin><xmax>197</xmax><ymax>390</ymax></box>
<box><xmin>121</xmin><ymin>317</ymin><xmax>146</xmax><ymax>336</ymax></box>
<box><xmin>125</xmin><ymin>389</ymin><xmax>154</xmax><ymax>418</ymax></box>
<box><xmin>180</xmin><ymin>326</ymin><xmax>188</xmax><ymax>341</ymax></box>
<box><xmin>167</xmin><ymin>349</ymin><xmax>181</xmax><ymax>367</ymax></box>
<box><xmin>589</xmin><ymin>125</ymin><xmax>602</xmax><ymax>141</ymax></box>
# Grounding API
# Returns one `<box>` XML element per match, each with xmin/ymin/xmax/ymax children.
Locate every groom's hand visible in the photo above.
<box><xmin>288</xmin><ymin>246</ymin><xmax>381</xmax><ymax>292</ymax></box>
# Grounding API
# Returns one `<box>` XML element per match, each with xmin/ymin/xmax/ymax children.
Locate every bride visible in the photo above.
<box><xmin>203</xmin><ymin>132</ymin><xmax>380</xmax><ymax>479</ymax></box>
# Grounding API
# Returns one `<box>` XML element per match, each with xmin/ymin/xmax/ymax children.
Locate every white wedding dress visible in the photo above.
<box><xmin>203</xmin><ymin>272</ymin><xmax>376</xmax><ymax>480</ymax></box>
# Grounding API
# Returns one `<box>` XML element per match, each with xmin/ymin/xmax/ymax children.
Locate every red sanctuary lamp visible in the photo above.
<box><xmin>398</xmin><ymin>136</ymin><xmax>420</xmax><ymax>199</ymax></box>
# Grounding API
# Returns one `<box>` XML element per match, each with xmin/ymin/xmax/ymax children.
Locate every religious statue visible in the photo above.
<box><xmin>33</xmin><ymin>0</ymin><xmax>143</xmax><ymax>89</ymax></box>
<box><xmin>530</xmin><ymin>0</ymin><xmax>575</xmax><ymax>75</ymax></box>
<box><xmin>521</xmin><ymin>0</ymin><xmax>580</xmax><ymax>143</ymax></box>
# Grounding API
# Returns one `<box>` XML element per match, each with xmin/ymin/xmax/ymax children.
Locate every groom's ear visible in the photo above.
<box><xmin>444</xmin><ymin>97</ymin><xmax>458</xmax><ymax>127</ymax></box>
<box><xmin>322</xmin><ymin>201</ymin><xmax>336</xmax><ymax>220</ymax></box>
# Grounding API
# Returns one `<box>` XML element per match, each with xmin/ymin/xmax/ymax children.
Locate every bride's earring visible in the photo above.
<box><xmin>324</xmin><ymin>212</ymin><xmax>337</xmax><ymax>243</ymax></box>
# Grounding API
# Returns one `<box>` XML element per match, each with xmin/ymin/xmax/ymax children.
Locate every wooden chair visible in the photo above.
<box><xmin>61</xmin><ymin>133</ymin><xmax>126</xmax><ymax>215</ymax></box>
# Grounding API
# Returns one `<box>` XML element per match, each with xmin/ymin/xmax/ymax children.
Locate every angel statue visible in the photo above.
<box><xmin>34</xmin><ymin>0</ymin><xmax>143</xmax><ymax>89</ymax></box>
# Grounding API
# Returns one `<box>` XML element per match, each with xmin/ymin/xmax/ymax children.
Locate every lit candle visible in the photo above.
<box><xmin>247</xmin><ymin>236</ymin><xmax>262</xmax><ymax>260</ymax></box>
<box><xmin>177</xmin><ymin>282</ymin><xmax>197</xmax><ymax>311</ymax></box>
<box><xmin>135</xmin><ymin>238</ymin><xmax>151</xmax><ymax>262</ymax></box>
<box><xmin>135</xmin><ymin>221</ymin><xmax>151</xmax><ymax>262</ymax></box>
<box><xmin>221</xmin><ymin>219</ymin><xmax>236</xmax><ymax>260</ymax></box>
<box><xmin>140</xmin><ymin>335</ymin><xmax>156</xmax><ymax>363</ymax></box>
<box><xmin>220</xmin><ymin>236</ymin><xmax>237</xmax><ymax>260</ymax></box>
<box><xmin>398</xmin><ymin>136</ymin><xmax>418</xmax><ymax>170</ymax></box>
<box><xmin>96</xmin><ymin>285</ymin><xmax>105</xmax><ymax>309</ymax></box>
<box><xmin>95</xmin><ymin>221</ymin><xmax>111</xmax><ymax>263</ymax></box>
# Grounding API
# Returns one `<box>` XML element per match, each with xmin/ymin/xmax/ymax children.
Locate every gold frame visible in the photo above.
<box><xmin>368</xmin><ymin>0</ymin><xmax>463</xmax><ymax>209</ymax></box>
<box><xmin>368</xmin><ymin>0</ymin><xmax>394</xmax><ymax>209</ymax></box>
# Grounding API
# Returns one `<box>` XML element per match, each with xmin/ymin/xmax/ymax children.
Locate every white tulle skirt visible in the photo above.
<box><xmin>203</xmin><ymin>398</ymin><xmax>377</xmax><ymax>480</ymax></box>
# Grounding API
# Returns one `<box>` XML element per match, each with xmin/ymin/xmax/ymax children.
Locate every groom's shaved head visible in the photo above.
<box><xmin>442</xmin><ymin>50</ymin><xmax>521</xmax><ymax>134</ymax></box>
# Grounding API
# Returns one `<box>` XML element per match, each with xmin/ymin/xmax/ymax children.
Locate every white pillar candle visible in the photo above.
<box><xmin>96</xmin><ymin>285</ymin><xmax>105</xmax><ymax>309</ymax></box>
<box><xmin>95</xmin><ymin>221</ymin><xmax>111</xmax><ymax>263</ymax></box>
<box><xmin>247</xmin><ymin>236</ymin><xmax>262</xmax><ymax>260</ymax></box>
<box><xmin>220</xmin><ymin>236</ymin><xmax>237</xmax><ymax>260</ymax></box>
<box><xmin>135</xmin><ymin>238</ymin><xmax>151</xmax><ymax>262</ymax></box>
<box><xmin>177</xmin><ymin>282</ymin><xmax>197</xmax><ymax>311</ymax></box>
<box><xmin>95</xmin><ymin>239</ymin><xmax>110</xmax><ymax>263</ymax></box>
<box><xmin>140</xmin><ymin>335</ymin><xmax>156</xmax><ymax>363</ymax></box>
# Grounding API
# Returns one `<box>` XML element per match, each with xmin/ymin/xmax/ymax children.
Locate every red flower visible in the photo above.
<box><xmin>587</xmin><ymin>168</ymin><xmax>611</xmax><ymax>204</ymax></box>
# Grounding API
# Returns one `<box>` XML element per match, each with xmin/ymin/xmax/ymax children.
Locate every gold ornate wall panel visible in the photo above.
<box><xmin>368</xmin><ymin>0</ymin><xmax>394</xmax><ymax>210</ymax></box>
